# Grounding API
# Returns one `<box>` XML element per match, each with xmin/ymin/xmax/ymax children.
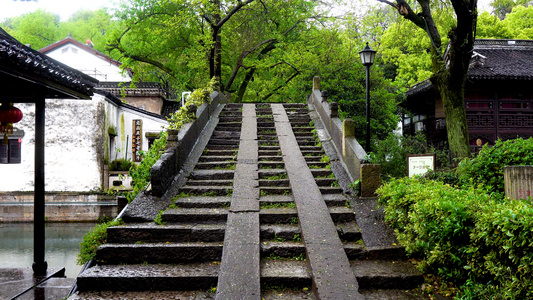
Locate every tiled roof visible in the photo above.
<box><xmin>468</xmin><ymin>39</ymin><xmax>533</xmax><ymax>80</ymax></box>
<box><xmin>406</xmin><ymin>39</ymin><xmax>533</xmax><ymax>98</ymax></box>
<box><xmin>0</xmin><ymin>28</ymin><xmax>97</xmax><ymax>98</ymax></box>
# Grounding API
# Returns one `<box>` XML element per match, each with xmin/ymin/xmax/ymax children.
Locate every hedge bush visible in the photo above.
<box><xmin>377</xmin><ymin>177</ymin><xmax>533</xmax><ymax>298</ymax></box>
<box><xmin>457</xmin><ymin>137</ymin><xmax>533</xmax><ymax>198</ymax></box>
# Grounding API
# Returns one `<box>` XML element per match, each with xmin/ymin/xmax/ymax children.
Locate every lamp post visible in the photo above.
<box><xmin>359</xmin><ymin>43</ymin><xmax>376</xmax><ymax>153</ymax></box>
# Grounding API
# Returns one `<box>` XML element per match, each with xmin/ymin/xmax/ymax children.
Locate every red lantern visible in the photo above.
<box><xmin>0</xmin><ymin>103</ymin><xmax>23</xmax><ymax>145</ymax></box>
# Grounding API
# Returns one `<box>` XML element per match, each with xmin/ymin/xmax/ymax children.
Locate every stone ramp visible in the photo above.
<box><xmin>71</xmin><ymin>103</ymin><xmax>426</xmax><ymax>299</ymax></box>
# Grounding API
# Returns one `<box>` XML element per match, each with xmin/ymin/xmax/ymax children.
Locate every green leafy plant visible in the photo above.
<box><xmin>457</xmin><ymin>137</ymin><xmax>533</xmax><ymax>199</ymax></box>
<box><xmin>377</xmin><ymin>177</ymin><xmax>533</xmax><ymax>297</ymax></box>
<box><xmin>77</xmin><ymin>219</ymin><xmax>123</xmax><ymax>265</ymax></box>
<box><xmin>109</xmin><ymin>158</ymin><xmax>135</xmax><ymax>171</ymax></box>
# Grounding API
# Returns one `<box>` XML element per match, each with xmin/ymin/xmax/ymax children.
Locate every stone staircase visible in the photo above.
<box><xmin>71</xmin><ymin>103</ymin><xmax>428</xmax><ymax>299</ymax></box>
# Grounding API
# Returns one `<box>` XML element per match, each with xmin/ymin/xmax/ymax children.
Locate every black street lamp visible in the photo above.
<box><xmin>359</xmin><ymin>42</ymin><xmax>376</xmax><ymax>153</ymax></box>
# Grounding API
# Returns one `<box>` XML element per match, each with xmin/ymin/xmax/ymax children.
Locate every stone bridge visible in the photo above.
<box><xmin>69</xmin><ymin>78</ymin><xmax>427</xmax><ymax>299</ymax></box>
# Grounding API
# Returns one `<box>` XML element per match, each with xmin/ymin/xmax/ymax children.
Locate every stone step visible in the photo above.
<box><xmin>259</xmin><ymin>162</ymin><xmax>285</xmax><ymax>169</ymax></box>
<box><xmin>193</xmin><ymin>161</ymin><xmax>236</xmax><ymax>170</ymax></box>
<box><xmin>185</xmin><ymin>179</ymin><xmax>233</xmax><ymax>187</ymax></box>
<box><xmin>336</xmin><ymin>221</ymin><xmax>362</xmax><ymax>241</ymax></box>
<box><xmin>178</xmin><ymin>186</ymin><xmax>233</xmax><ymax>196</ymax></box>
<box><xmin>162</xmin><ymin>207</ymin><xmax>229</xmax><ymax>223</ymax></box>
<box><xmin>260</xmin><ymin>224</ymin><xmax>300</xmax><ymax>240</ymax></box>
<box><xmin>260</xmin><ymin>260</ymin><xmax>311</xmax><ymax>288</ymax></box>
<box><xmin>259</xmin><ymin>156</ymin><xmax>283</xmax><ymax>162</ymax></box>
<box><xmin>189</xmin><ymin>170</ymin><xmax>234</xmax><ymax>180</ymax></box>
<box><xmin>201</xmin><ymin>149</ymin><xmax>235</xmax><ymax>156</ymax></box>
<box><xmin>173</xmin><ymin>196</ymin><xmax>231</xmax><ymax>208</ymax></box>
<box><xmin>314</xmin><ymin>178</ymin><xmax>337</xmax><ymax>186</ymax></box>
<box><xmin>218</xmin><ymin>117</ymin><xmax>243</xmax><ymax>123</ymax></box>
<box><xmin>257</xmin><ymin>122</ymin><xmax>275</xmax><ymax>127</ymax></box>
<box><xmin>198</xmin><ymin>155</ymin><xmax>236</xmax><ymax>162</ymax></box>
<box><xmin>306</xmin><ymin>162</ymin><xmax>330</xmax><ymax>169</ymax></box>
<box><xmin>260</xmin><ymin>186</ymin><xmax>292</xmax><ymax>195</ymax></box>
<box><xmin>259</xmin><ymin>208</ymin><xmax>297</xmax><ymax>224</ymax></box>
<box><xmin>203</xmin><ymin>144</ymin><xmax>239</xmax><ymax>151</ymax></box>
<box><xmin>259</xmin><ymin>179</ymin><xmax>290</xmax><ymax>187</ymax></box>
<box><xmin>76</xmin><ymin>263</ymin><xmax>219</xmax><ymax>291</ymax></box>
<box><xmin>319</xmin><ymin>186</ymin><xmax>344</xmax><ymax>195</ymax></box>
<box><xmin>207</xmin><ymin>139</ymin><xmax>240</xmax><ymax>146</ymax></box>
<box><xmin>259</xmin><ymin>145</ymin><xmax>281</xmax><ymax>151</ymax></box>
<box><xmin>351</xmin><ymin>260</ymin><xmax>424</xmax><ymax>290</ymax></box>
<box><xmin>297</xmin><ymin>140</ymin><xmax>319</xmax><ymax>146</ymax></box>
<box><xmin>95</xmin><ymin>242</ymin><xmax>224</xmax><ymax>264</ymax></box>
<box><xmin>258</xmin><ymin>150</ymin><xmax>281</xmax><ymax>156</ymax></box>
<box><xmin>310</xmin><ymin>168</ymin><xmax>334</xmax><ymax>178</ymax></box>
<box><xmin>213</xmin><ymin>125</ymin><xmax>241</xmax><ymax>131</ymax></box>
<box><xmin>107</xmin><ymin>223</ymin><xmax>225</xmax><ymax>244</ymax></box>
<box><xmin>211</xmin><ymin>131</ymin><xmax>241</xmax><ymax>139</ymax></box>
<box><xmin>258</xmin><ymin>169</ymin><xmax>287</xmax><ymax>178</ymax></box>
<box><xmin>323</xmin><ymin>194</ymin><xmax>349</xmax><ymax>206</ymax></box>
<box><xmin>261</xmin><ymin>241</ymin><xmax>305</xmax><ymax>258</ymax></box>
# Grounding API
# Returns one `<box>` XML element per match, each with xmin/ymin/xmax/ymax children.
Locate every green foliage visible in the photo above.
<box><xmin>457</xmin><ymin>138</ymin><xmax>533</xmax><ymax>198</ymax></box>
<box><xmin>377</xmin><ymin>177</ymin><xmax>533</xmax><ymax>298</ymax></box>
<box><xmin>369</xmin><ymin>132</ymin><xmax>449</xmax><ymax>179</ymax></box>
<box><xmin>127</xmin><ymin>131</ymin><xmax>168</xmax><ymax>202</ymax></box>
<box><xmin>167</xmin><ymin>77</ymin><xmax>217</xmax><ymax>130</ymax></box>
<box><xmin>109</xmin><ymin>158</ymin><xmax>135</xmax><ymax>172</ymax></box>
<box><xmin>77</xmin><ymin>219</ymin><xmax>123</xmax><ymax>265</ymax></box>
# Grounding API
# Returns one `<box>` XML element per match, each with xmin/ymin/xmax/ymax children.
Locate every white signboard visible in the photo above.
<box><xmin>407</xmin><ymin>154</ymin><xmax>436</xmax><ymax>177</ymax></box>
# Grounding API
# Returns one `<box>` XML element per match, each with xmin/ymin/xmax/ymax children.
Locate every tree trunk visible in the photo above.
<box><xmin>434</xmin><ymin>72</ymin><xmax>471</xmax><ymax>162</ymax></box>
<box><xmin>235</xmin><ymin>67</ymin><xmax>256</xmax><ymax>102</ymax></box>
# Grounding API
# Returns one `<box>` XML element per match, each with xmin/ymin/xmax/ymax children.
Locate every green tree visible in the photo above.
<box><xmin>377</xmin><ymin>0</ymin><xmax>477</xmax><ymax>162</ymax></box>
<box><xmin>501</xmin><ymin>5</ymin><xmax>533</xmax><ymax>38</ymax></box>
<box><xmin>59</xmin><ymin>9</ymin><xmax>119</xmax><ymax>52</ymax></box>
<box><xmin>1</xmin><ymin>9</ymin><xmax>60</xmax><ymax>49</ymax></box>
<box><xmin>490</xmin><ymin>0</ymin><xmax>531</xmax><ymax>19</ymax></box>
<box><xmin>106</xmin><ymin>0</ymin><xmax>320</xmax><ymax>97</ymax></box>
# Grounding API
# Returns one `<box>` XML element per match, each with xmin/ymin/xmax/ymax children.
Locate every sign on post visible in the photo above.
<box><xmin>407</xmin><ymin>154</ymin><xmax>435</xmax><ymax>177</ymax></box>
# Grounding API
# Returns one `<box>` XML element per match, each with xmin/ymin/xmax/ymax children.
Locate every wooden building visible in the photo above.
<box><xmin>402</xmin><ymin>39</ymin><xmax>533</xmax><ymax>152</ymax></box>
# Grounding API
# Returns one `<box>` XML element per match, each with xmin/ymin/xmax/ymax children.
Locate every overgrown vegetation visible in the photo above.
<box><xmin>126</xmin><ymin>78</ymin><xmax>218</xmax><ymax>203</ymax></box>
<box><xmin>377</xmin><ymin>138</ymin><xmax>533</xmax><ymax>299</ymax></box>
<box><xmin>77</xmin><ymin>219</ymin><xmax>123</xmax><ymax>265</ymax></box>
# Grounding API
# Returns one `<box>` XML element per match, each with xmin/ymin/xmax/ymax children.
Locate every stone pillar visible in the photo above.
<box><xmin>360</xmin><ymin>164</ymin><xmax>381</xmax><ymax>198</ymax></box>
<box><xmin>313</xmin><ymin>76</ymin><xmax>321</xmax><ymax>90</ymax></box>
<box><xmin>103</xmin><ymin>164</ymin><xmax>109</xmax><ymax>190</ymax></box>
<box><xmin>329</xmin><ymin>102</ymin><xmax>338</xmax><ymax>118</ymax></box>
<box><xmin>504</xmin><ymin>166</ymin><xmax>533</xmax><ymax>200</ymax></box>
<box><xmin>167</xmin><ymin>129</ymin><xmax>179</xmax><ymax>149</ymax></box>
<box><xmin>342</xmin><ymin>119</ymin><xmax>355</xmax><ymax>157</ymax></box>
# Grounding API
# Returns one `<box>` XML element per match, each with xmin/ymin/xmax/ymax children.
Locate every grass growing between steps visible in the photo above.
<box><xmin>264</xmin><ymin>253</ymin><xmax>306</xmax><ymax>261</ymax></box>
<box><xmin>260</xmin><ymin>202</ymin><xmax>296</xmax><ymax>209</ymax></box>
<box><xmin>77</xmin><ymin>219</ymin><xmax>124</xmax><ymax>265</ymax></box>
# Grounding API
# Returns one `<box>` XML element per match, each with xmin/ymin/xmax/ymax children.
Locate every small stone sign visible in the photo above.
<box><xmin>407</xmin><ymin>154</ymin><xmax>435</xmax><ymax>177</ymax></box>
<box><xmin>132</xmin><ymin>119</ymin><xmax>143</xmax><ymax>162</ymax></box>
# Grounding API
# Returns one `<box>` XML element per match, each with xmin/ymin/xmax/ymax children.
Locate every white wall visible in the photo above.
<box><xmin>0</xmin><ymin>97</ymin><xmax>103</xmax><ymax>192</ymax></box>
<box><xmin>46</xmin><ymin>44</ymin><xmax>130</xmax><ymax>82</ymax></box>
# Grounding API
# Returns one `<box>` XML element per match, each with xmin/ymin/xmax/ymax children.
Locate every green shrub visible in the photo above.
<box><xmin>77</xmin><ymin>219</ymin><xmax>123</xmax><ymax>265</ymax></box>
<box><xmin>369</xmin><ymin>132</ymin><xmax>450</xmax><ymax>179</ymax></box>
<box><xmin>467</xmin><ymin>199</ymin><xmax>533</xmax><ymax>299</ymax></box>
<box><xmin>457</xmin><ymin>137</ymin><xmax>533</xmax><ymax>198</ymax></box>
<box><xmin>126</xmin><ymin>78</ymin><xmax>218</xmax><ymax>203</ymax></box>
<box><xmin>109</xmin><ymin>158</ymin><xmax>135</xmax><ymax>171</ymax></box>
<box><xmin>127</xmin><ymin>131</ymin><xmax>167</xmax><ymax>202</ymax></box>
<box><xmin>377</xmin><ymin>177</ymin><xmax>533</xmax><ymax>298</ymax></box>
<box><xmin>377</xmin><ymin>177</ymin><xmax>493</xmax><ymax>282</ymax></box>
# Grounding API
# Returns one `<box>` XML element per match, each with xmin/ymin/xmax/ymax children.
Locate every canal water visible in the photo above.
<box><xmin>0</xmin><ymin>222</ymin><xmax>96</xmax><ymax>278</ymax></box>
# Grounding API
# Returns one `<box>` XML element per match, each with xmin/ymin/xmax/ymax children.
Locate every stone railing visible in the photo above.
<box><xmin>309</xmin><ymin>77</ymin><xmax>380</xmax><ymax>197</ymax></box>
<box><xmin>151</xmin><ymin>91</ymin><xmax>223</xmax><ymax>196</ymax></box>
